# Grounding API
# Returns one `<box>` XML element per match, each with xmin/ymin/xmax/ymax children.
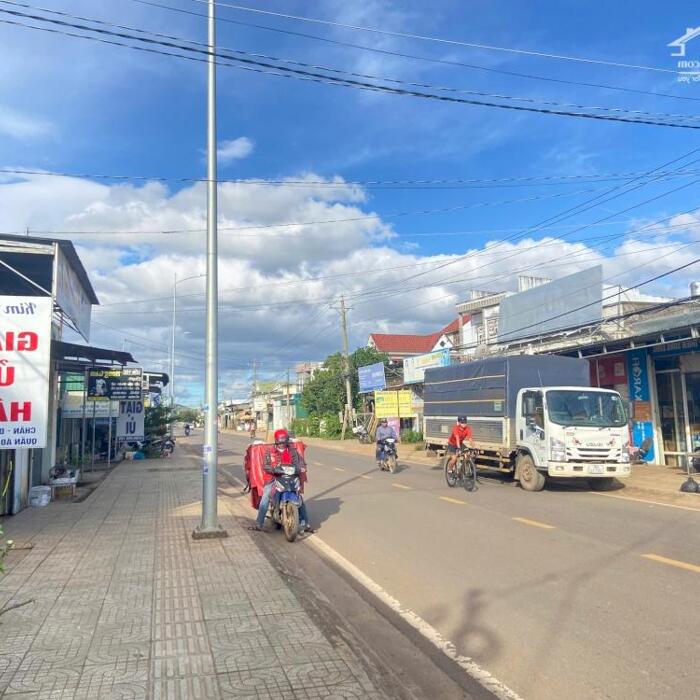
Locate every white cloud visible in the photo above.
<box><xmin>0</xmin><ymin>106</ymin><xmax>54</xmax><ymax>141</ymax></box>
<box><xmin>2</xmin><ymin>170</ymin><xmax>696</xmax><ymax>404</ymax></box>
<box><xmin>217</xmin><ymin>137</ymin><xmax>254</xmax><ymax>164</ymax></box>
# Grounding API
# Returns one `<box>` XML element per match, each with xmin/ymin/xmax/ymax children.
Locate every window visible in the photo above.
<box><xmin>546</xmin><ymin>390</ymin><xmax>627</xmax><ymax>427</ymax></box>
<box><xmin>522</xmin><ymin>390</ymin><xmax>544</xmax><ymax>429</ymax></box>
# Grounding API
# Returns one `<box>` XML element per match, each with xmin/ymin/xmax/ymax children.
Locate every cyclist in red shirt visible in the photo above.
<box><xmin>446</xmin><ymin>415</ymin><xmax>474</xmax><ymax>474</ymax></box>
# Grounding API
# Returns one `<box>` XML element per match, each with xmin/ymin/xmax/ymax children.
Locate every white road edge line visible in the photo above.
<box><xmin>306</xmin><ymin>535</ymin><xmax>523</xmax><ymax>700</ymax></box>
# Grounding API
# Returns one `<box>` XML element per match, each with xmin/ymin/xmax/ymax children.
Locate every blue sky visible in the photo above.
<box><xmin>2</xmin><ymin>0</ymin><xmax>700</xmax><ymax>402</ymax></box>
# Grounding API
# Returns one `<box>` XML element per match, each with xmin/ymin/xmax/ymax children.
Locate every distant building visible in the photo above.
<box><xmin>368</xmin><ymin>319</ymin><xmax>461</xmax><ymax>363</ymax></box>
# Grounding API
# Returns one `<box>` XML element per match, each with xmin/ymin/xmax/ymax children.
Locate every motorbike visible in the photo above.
<box><xmin>269</xmin><ymin>464</ymin><xmax>304</xmax><ymax>542</ymax></box>
<box><xmin>352</xmin><ymin>424</ymin><xmax>371</xmax><ymax>444</ymax></box>
<box><xmin>378</xmin><ymin>437</ymin><xmax>398</xmax><ymax>473</ymax></box>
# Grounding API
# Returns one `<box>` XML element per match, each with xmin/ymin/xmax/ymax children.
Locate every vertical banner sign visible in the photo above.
<box><xmin>0</xmin><ymin>296</ymin><xmax>52</xmax><ymax>449</ymax></box>
<box><xmin>116</xmin><ymin>400</ymin><xmax>145</xmax><ymax>441</ymax></box>
<box><xmin>627</xmin><ymin>348</ymin><xmax>654</xmax><ymax>462</ymax></box>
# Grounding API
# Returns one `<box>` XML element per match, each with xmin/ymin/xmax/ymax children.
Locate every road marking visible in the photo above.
<box><xmin>512</xmin><ymin>517</ymin><xmax>555</xmax><ymax>530</ymax></box>
<box><xmin>641</xmin><ymin>553</ymin><xmax>700</xmax><ymax>575</ymax></box>
<box><xmin>307</xmin><ymin>536</ymin><xmax>523</xmax><ymax>700</ymax></box>
<box><xmin>391</xmin><ymin>483</ymin><xmax>411</xmax><ymax>490</ymax></box>
<box><xmin>439</xmin><ymin>496</ymin><xmax>465</xmax><ymax>505</ymax></box>
<box><xmin>333</xmin><ymin>467</ymin><xmax>346</xmax><ymax>472</ymax></box>
<box><xmin>360</xmin><ymin>475</ymin><xmax>372</xmax><ymax>480</ymax></box>
<box><xmin>589</xmin><ymin>491</ymin><xmax>700</xmax><ymax>513</ymax></box>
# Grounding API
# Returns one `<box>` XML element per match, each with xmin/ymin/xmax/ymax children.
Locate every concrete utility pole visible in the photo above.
<box><xmin>194</xmin><ymin>0</ymin><xmax>226</xmax><ymax>539</ymax></box>
<box><xmin>340</xmin><ymin>295</ymin><xmax>353</xmax><ymax>440</ymax></box>
<box><xmin>286</xmin><ymin>367</ymin><xmax>291</xmax><ymax>428</ymax></box>
<box><xmin>170</xmin><ymin>272</ymin><xmax>177</xmax><ymax>407</ymax></box>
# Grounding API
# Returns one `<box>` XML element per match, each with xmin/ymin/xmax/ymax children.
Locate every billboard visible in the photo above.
<box><xmin>116</xmin><ymin>400</ymin><xmax>145</xmax><ymax>441</ymax></box>
<box><xmin>61</xmin><ymin>391</ymin><xmax>118</xmax><ymax>418</ymax></box>
<box><xmin>88</xmin><ymin>367</ymin><xmax>142</xmax><ymax>401</ymax></box>
<box><xmin>403</xmin><ymin>349</ymin><xmax>450</xmax><ymax>384</ymax></box>
<box><xmin>0</xmin><ymin>296</ymin><xmax>52</xmax><ymax>449</ymax></box>
<box><xmin>358</xmin><ymin>362</ymin><xmax>386</xmax><ymax>393</ymax></box>
<box><xmin>498</xmin><ymin>266</ymin><xmax>603</xmax><ymax>343</ymax></box>
<box><xmin>374</xmin><ymin>390</ymin><xmax>414</xmax><ymax>418</ymax></box>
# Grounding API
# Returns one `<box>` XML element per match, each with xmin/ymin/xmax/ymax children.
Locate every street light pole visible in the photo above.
<box><xmin>194</xmin><ymin>0</ymin><xmax>226</xmax><ymax>539</ymax></box>
<box><xmin>171</xmin><ymin>272</ymin><xmax>177</xmax><ymax>407</ymax></box>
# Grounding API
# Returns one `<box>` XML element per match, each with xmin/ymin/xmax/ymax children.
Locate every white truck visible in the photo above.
<box><xmin>423</xmin><ymin>355</ymin><xmax>631</xmax><ymax>491</ymax></box>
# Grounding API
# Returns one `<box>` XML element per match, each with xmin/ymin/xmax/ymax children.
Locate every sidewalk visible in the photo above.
<box><xmin>298</xmin><ymin>435</ymin><xmax>700</xmax><ymax>510</ymax></box>
<box><xmin>0</xmin><ymin>451</ymin><xmax>386</xmax><ymax>699</ymax></box>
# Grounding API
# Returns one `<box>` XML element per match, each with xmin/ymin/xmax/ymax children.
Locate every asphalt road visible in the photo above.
<box><xmin>220</xmin><ymin>431</ymin><xmax>700</xmax><ymax>700</ymax></box>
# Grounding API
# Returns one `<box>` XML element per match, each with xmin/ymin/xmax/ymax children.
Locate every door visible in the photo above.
<box><xmin>656</xmin><ymin>370</ymin><xmax>687</xmax><ymax>467</ymax></box>
<box><xmin>520</xmin><ymin>390</ymin><xmax>546</xmax><ymax>465</ymax></box>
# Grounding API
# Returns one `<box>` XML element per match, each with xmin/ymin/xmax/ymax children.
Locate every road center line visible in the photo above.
<box><xmin>334</xmin><ymin>467</ymin><xmax>346</xmax><ymax>472</ymax></box>
<box><xmin>439</xmin><ymin>496</ymin><xmax>465</xmax><ymax>505</ymax></box>
<box><xmin>360</xmin><ymin>475</ymin><xmax>372</xmax><ymax>480</ymax></box>
<box><xmin>512</xmin><ymin>517</ymin><xmax>555</xmax><ymax>530</ymax></box>
<box><xmin>391</xmin><ymin>483</ymin><xmax>411</xmax><ymax>490</ymax></box>
<box><xmin>641</xmin><ymin>553</ymin><xmax>700</xmax><ymax>574</ymax></box>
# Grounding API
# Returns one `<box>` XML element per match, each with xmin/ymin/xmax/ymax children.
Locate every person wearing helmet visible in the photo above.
<box><xmin>446</xmin><ymin>415</ymin><xmax>474</xmax><ymax>474</ymax></box>
<box><xmin>250</xmin><ymin>428</ymin><xmax>314</xmax><ymax>532</ymax></box>
<box><xmin>375</xmin><ymin>417</ymin><xmax>398</xmax><ymax>468</ymax></box>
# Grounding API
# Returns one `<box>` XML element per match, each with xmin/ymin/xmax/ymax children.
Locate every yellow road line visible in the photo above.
<box><xmin>512</xmin><ymin>517</ymin><xmax>555</xmax><ymax>530</ymax></box>
<box><xmin>641</xmin><ymin>553</ymin><xmax>700</xmax><ymax>575</ymax></box>
<box><xmin>360</xmin><ymin>475</ymin><xmax>372</xmax><ymax>480</ymax></box>
<box><xmin>391</xmin><ymin>483</ymin><xmax>411</xmax><ymax>490</ymax></box>
<box><xmin>439</xmin><ymin>496</ymin><xmax>465</xmax><ymax>505</ymax></box>
<box><xmin>333</xmin><ymin>467</ymin><xmax>346</xmax><ymax>472</ymax></box>
<box><xmin>590</xmin><ymin>491</ymin><xmax>700</xmax><ymax>513</ymax></box>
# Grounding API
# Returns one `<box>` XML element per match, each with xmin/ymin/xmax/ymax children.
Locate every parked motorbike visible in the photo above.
<box><xmin>352</xmin><ymin>424</ymin><xmax>371</xmax><ymax>444</ymax></box>
<box><xmin>378</xmin><ymin>437</ymin><xmax>398</xmax><ymax>473</ymax></box>
<box><xmin>269</xmin><ymin>464</ymin><xmax>304</xmax><ymax>542</ymax></box>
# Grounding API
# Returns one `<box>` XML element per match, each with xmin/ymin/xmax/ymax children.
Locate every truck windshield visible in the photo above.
<box><xmin>546</xmin><ymin>390</ymin><xmax>627</xmax><ymax>427</ymax></box>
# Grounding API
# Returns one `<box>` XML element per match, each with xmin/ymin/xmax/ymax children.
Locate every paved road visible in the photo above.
<box><xmin>220</xmin><ymin>432</ymin><xmax>700</xmax><ymax>700</ymax></box>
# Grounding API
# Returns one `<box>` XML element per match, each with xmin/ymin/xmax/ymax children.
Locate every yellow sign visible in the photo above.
<box><xmin>374</xmin><ymin>390</ymin><xmax>414</xmax><ymax>418</ymax></box>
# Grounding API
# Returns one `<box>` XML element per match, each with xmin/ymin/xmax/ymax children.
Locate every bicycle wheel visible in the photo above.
<box><xmin>463</xmin><ymin>457</ymin><xmax>478</xmax><ymax>492</ymax></box>
<box><xmin>444</xmin><ymin>456</ymin><xmax>459</xmax><ymax>487</ymax></box>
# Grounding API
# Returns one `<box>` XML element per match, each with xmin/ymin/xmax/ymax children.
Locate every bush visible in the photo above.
<box><xmin>319</xmin><ymin>413</ymin><xmax>342</xmax><ymax>439</ymax></box>
<box><xmin>401</xmin><ymin>430</ymin><xmax>423</xmax><ymax>443</ymax></box>
<box><xmin>291</xmin><ymin>416</ymin><xmax>321</xmax><ymax>438</ymax></box>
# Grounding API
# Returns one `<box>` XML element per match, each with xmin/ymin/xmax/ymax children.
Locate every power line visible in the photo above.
<box><xmin>1</xmin><ymin>8</ymin><xmax>697</xmax><ymax>129</ymax></box>
<box><xmin>125</xmin><ymin>0</ymin><xmax>700</xmax><ymax>103</ymax></box>
<box><xmin>184</xmin><ymin>0</ymin><xmax>677</xmax><ymax>75</ymax></box>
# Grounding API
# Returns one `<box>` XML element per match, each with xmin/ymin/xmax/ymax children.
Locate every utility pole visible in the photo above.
<box><xmin>340</xmin><ymin>295</ymin><xmax>353</xmax><ymax>440</ymax></box>
<box><xmin>170</xmin><ymin>272</ymin><xmax>176</xmax><ymax>407</ymax></box>
<box><xmin>193</xmin><ymin>0</ymin><xmax>226</xmax><ymax>539</ymax></box>
<box><xmin>286</xmin><ymin>367</ymin><xmax>291</xmax><ymax>429</ymax></box>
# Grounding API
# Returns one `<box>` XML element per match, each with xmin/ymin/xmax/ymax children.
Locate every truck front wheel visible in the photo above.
<box><xmin>588</xmin><ymin>477</ymin><xmax>616</xmax><ymax>491</ymax></box>
<box><xmin>517</xmin><ymin>454</ymin><xmax>546</xmax><ymax>492</ymax></box>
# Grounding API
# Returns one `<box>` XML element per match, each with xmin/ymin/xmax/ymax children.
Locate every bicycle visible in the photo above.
<box><xmin>445</xmin><ymin>446</ymin><xmax>478</xmax><ymax>492</ymax></box>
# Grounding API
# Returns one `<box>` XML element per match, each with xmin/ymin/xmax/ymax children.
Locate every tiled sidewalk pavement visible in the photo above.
<box><xmin>0</xmin><ymin>454</ymin><xmax>386</xmax><ymax>699</ymax></box>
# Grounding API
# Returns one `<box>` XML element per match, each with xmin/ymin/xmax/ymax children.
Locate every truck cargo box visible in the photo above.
<box><xmin>424</xmin><ymin>355</ymin><xmax>590</xmax><ymax>421</ymax></box>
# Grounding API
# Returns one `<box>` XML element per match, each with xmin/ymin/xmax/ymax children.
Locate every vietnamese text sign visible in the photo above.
<box><xmin>374</xmin><ymin>390</ymin><xmax>414</xmax><ymax>418</ymax></box>
<box><xmin>61</xmin><ymin>391</ymin><xmax>118</xmax><ymax>418</ymax></box>
<box><xmin>0</xmin><ymin>296</ymin><xmax>52</xmax><ymax>449</ymax></box>
<box><xmin>88</xmin><ymin>367</ymin><xmax>142</xmax><ymax>401</ymax></box>
<box><xmin>403</xmin><ymin>349</ymin><xmax>450</xmax><ymax>384</ymax></box>
<box><xmin>116</xmin><ymin>400</ymin><xmax>145</xmax><ymax>441</ymax></box>
<box><xmin>358</xmin><ymin>362</ymin><xmax>386</xmax><ymax>393</ymax></box>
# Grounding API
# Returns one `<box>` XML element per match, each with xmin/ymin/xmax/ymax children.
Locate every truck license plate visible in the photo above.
<box><xmin>588</xmin><ymin>464</ymin><xmax>605</xmax><ymax>475</ymax></box>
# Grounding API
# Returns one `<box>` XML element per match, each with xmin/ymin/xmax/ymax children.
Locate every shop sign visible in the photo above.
<box><xmin>374</xmin><ymin>389</ymin><xmax>414</xmax><ymax>418</ymax></box>
<box><xmin>358</xmin><ymin>362</ymin><xmax>386</xmax><ymax>393</ymax></box>
<box><xmin>0</xmin><ymin>296</ymin><xmax>52</xmax><ymax>449</ymax></box>
<box><xmin>116</xmin><ymin>400</ymin><xmax>145</xmax><ymax>441</ymax></box>
<box><xmin>88</xmin><ymin>367</ymin><xmax>142</xmax><ymax>401</ymax></box>
<box><xmin>403</xmin><ymin>349</ymin><xmax>450</xmax><ymax>384</ymax></box>
<box><xmin>627</xmin><ymin>349</ymin><xmax>654</xmax><ymax>462</ymax></box>
<box><xmin>61</xmin><ymin>391</ymin><xmax>117</xmax><ymax>418</ymax></box>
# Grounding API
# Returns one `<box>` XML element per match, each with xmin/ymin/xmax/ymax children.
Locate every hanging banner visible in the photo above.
<box><xmin>116</xmin><ymin>399</ymin><xmax>145</xmax><ymax>441</ymax></box>
<box><xmin>627</xmin><ymin>349</ymin><xmax>654</xmax><ymax>462</ymax></box>
<box><xmin>0</xmin><ymin>296</ymin><xmax>52</xmax><ymax>449</ymax></box>
<box><xmin>403</xmin><ymin>349</ymin><xmax>451</xmax><ymax>384</ymax></box>
<box><xmin>374</xmin><ymin>390</ymin><xmax>414</xmax><ymax>418</ymax></box>
<box><xmin>88</xmin><ymin>367</ymin><xmax>142</xmax><ymax>401</ymax></box>
<box><xmin>358</xmin><ymin>362</ymin><xmax>386</xmax><ymax>393</ymax></box>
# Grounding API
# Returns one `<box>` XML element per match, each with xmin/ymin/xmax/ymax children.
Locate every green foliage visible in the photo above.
<box><xmin>300</xmin><ymin>346</ymin><xmax>390</xmax><ymax>417</ymax></box>
<box><xmin>177</xmin><ymin>407</ymin><xmax>200</xmax><ymax>425</ymax></box>
<box><xmin>145</xmin><ymin>405</ymin><xmax>173</xmax><ymax>439</ymax></box>
<box><xmin>401</xmin><ymin>430</ymin><xmax>424</xmax><ymax>443</ymax></box>
<box><xmin>0</xmin><ymin>526</ymin><xmax>13</xmax><ymax>574</ymax></box>
<box><xmin>319</xmin><ymin>413</ymin><xmax>342</xmax><ymax>438</ymax></box>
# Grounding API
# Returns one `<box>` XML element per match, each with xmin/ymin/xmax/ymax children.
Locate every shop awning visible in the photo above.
<box><xmin>52</xmin><ymin>340</ymin><xmax>136</xmax><ymax>370</ymax></box>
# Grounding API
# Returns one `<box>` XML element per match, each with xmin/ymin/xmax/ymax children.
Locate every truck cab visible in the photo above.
<box><xmin>516</xmin><ymin>386</ymin><xmax>631</xmax><ymax>490</ymax></box>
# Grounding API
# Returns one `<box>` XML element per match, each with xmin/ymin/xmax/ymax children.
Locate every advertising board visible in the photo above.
<box><xmin>403</xmin><ymin>349</ymin><xmax>450</xmax><ymax>384</ymax></box>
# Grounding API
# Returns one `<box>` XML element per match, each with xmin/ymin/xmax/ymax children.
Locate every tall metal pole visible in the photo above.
<box><xmin>340</xmin><ymin>295</ymin><xmax>353</xmax><ymax>440</ymax></box>
<box><xmin>286</xmin><ymin>367</ymin><xmax>291</xmax><ymax>429</ymax></box>
<box><xmin>107</xmin><ymin>400</ymin><xmax>112</xmax><ymax>470</ymax></box>
<box><xmin>171</xmin><ymin>272</ymin><xmax>177</xmax><ymax>406</ymax></box>
<box><xmin>194</xmin><ymin>0</ymin><xmax>226</xmax><ymax>538</ymax></box>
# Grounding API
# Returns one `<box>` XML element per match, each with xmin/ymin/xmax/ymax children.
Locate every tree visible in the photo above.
<box><xmin>176</xmin><ymin>407</ymin><xmax>200</xmax><ymax>425</ymax></box>
<box><xmin>145</xmin><ymin>405</ymin><xmax>173</xmax><ymax>438</ymax></box>
<box><xmin>301</xmin><ymin>347</ymin><xmax>389</xmax><ymax>415</ymax></box>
